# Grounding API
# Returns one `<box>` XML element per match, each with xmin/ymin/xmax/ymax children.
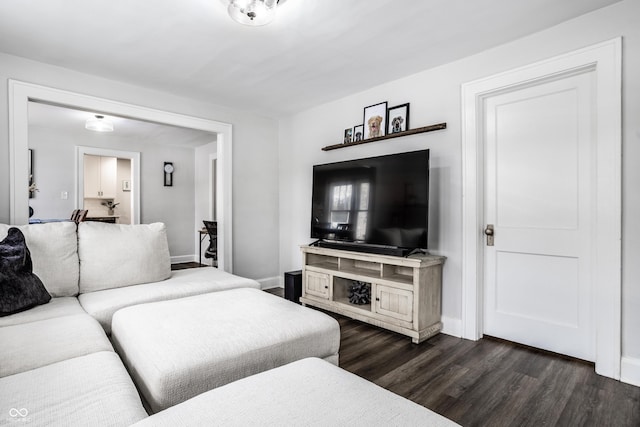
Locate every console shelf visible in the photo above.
<box><xmin>322</xmin><ymin>122</ymin><xmax>447</xmax><ymax>151</ymax></box>
<box><xmin>300</xmin><ymin>245</ymin><xmax>445</xmax><ymax>344</ymax></box>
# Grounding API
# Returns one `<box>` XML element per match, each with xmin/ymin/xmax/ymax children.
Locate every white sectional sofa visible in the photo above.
<box><xmin>0</xmin><ymin>221</ymin><xmax>261</xmax><ymax>426</ymax></box>
<box><xmin>0</xmin><ymin>221</ymin><xmax>458</xmax><ymax>426</ymax></box>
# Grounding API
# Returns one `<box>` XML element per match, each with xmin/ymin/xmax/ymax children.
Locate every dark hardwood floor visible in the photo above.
<box><xmin>171</xmin><ymin>262</ymin><xmax>205</xmax><ymax>270</ymax></box>
<box><xmin>265</xmin><ymin>287</ymin><xmax>640</xmax><ymax>427</ymax></box>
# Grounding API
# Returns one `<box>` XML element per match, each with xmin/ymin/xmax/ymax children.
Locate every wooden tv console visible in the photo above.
<box><xmin>300</xmin><ymin>245</ymin><xmax>445</xmax><ymax>344</ymax></box>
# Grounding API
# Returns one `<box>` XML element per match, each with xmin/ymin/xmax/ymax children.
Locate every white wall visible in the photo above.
<box><xmin>0</xmin><ymin>52</ymin><xmax>280</xmax><ymax>282</ymax></box>
<box><xmin>278</xmin><ymin>0</ymin><xmax>640</xmax><ymax>372</ymax></box>
<box><xmin>27</xmin><ymin>126</ymin><xmax>76</xmax><ymax>219</ymax></box>
<box><xmin>116</xmin><ymin>158</ymin><xmax>132</xmax><ymax>225</ymax></box>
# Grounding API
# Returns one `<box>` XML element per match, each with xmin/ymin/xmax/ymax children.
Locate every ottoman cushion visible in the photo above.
<box><xmin>112</xmin><ymin>288</ymin><xmax>340</xmax><ymax>413</ymax></box>
<box><xmin>132</xmin><ymin>358</ymin><xmax>459</xmax><ymax>427</ymax></box>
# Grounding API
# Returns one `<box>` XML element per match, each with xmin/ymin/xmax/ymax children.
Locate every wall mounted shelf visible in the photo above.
<box><xmin>322</xmin><ymin>122</ymin><xmax>447</xmax><ymax>151</ymax></box>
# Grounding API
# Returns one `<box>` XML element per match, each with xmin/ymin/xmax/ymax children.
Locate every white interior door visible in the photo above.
<box><xmin>483</xmin><ymin>70</ymin><xmax>595</xmax><ymax>361</ymax></box>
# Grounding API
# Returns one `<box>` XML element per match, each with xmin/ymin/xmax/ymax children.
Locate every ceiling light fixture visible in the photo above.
<box><xmin>85</xmin><ymin>115</ymin><xmax>114</xmax><ymax>132</ymax></box>
<box><xmin>227</xmin><ymin>0</ymin><xmax>278</xmax><ymax>26</ymax></box>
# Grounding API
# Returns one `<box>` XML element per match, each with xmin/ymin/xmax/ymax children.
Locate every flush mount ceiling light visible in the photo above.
<box><xmin>85</xmin><ymin>115</ymin><xmax>114</xmax><ymax>132</ymax></box>
<box><xmin>227</xmin><ymin>0</ymin><xmax>279</xmax><ymax>26</ymax></box>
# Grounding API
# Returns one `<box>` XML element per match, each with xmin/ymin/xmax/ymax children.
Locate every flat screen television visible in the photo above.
<box><xmin>311</xmin><ymin>149</ymin><xmax>429</xmax><ymax>256</ymax></box>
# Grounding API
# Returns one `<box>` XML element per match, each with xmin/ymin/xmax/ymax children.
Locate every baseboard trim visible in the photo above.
<box><xmin>621</xmin><ymin>357</ymin><xmax>640</xmax><ymax>387</ymax></box>
<box><xmin>441</xmin><ymin>316</ymin><xmax>462</xmax><ymax>338</ymax></box>
<box><xmin>258</xmin><ymin>276</ymin><xmax>281</xmax><ymax>290</ymax></box>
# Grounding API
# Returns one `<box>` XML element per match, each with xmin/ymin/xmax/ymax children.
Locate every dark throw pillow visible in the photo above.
<box><xmin>0</xmin><ymin>227</ymin><xmax>51</xmax><ymax>317</ymax></box>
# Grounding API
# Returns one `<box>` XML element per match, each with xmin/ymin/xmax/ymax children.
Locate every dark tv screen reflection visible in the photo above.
<box><xmin>311</xmin><ymin>149</ymin><xmax>429</xmax><ymax>250</ymax></box>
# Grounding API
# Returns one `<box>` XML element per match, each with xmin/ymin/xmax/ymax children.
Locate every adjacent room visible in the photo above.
<box><xmin>0</xmin><ymin>1</ymin><xmax>638</xmax><ymax>425</ymax></box>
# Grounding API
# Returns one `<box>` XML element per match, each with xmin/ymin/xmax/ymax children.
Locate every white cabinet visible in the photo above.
<box><xmin>84</xmin><ymin>155</ymin><xmax>117</xmax><ymax>198</ymax></box>
<box><xmin>300</xmin><ymin>246</ymin><xmax>445</xmax><ymax>344</ymax></box>
<box><xmin>304</xmin><ymin>270</ymin><xmax>330</xmax><ymax>299</ymax></box>
<box><xmin>374</xmin><ymin>284</ymin><xmax>413</xmax><ymax>323</ymax></box>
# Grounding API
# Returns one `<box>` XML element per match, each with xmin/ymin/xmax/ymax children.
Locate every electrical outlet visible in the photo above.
<box><xmin>61</xmin><ymin>191</ymin><xmax>68</xmax><ymax>200</ymax></box>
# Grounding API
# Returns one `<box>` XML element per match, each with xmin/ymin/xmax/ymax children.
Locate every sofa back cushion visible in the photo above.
<box><xmin>79</xmin><ymin>222</ymin><xmax>171</xmax><ymax>293</ymax></box>
<box><xmin>0</xmin><ymin>222</ymin><xmax>80</xmax><ymax>297</ymax></box>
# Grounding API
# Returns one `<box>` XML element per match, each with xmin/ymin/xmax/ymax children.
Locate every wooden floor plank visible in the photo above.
<box><xmin>262</xmin><ymin>287</ymin><xmax>639</xmax><ymax>426</ymax></box>
<box><xmin>329</xmin><ymin>311</ymin><xmax>640</xmax><ymax>426</ymax></box>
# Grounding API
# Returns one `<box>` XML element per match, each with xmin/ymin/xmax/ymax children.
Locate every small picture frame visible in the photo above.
<box><xmin>363</xmin><ymin>101</ymin><xmax>387</xmax><ymax>139</ymax></box>
<box><xmin>353</xmin><ymin>124</ymin><xmax>364</xmax><ymax>142</ymax></box>
<box><xmin>387</xmin><ymin>103</ymin><xmax>410</xmax><ymax>134</ymax></box>
<box><xmin>122</xmin><ymin>180</ymin><xmax>131</xmax><ymax>192</ymax></box>
<box><xmin>344</xmin><ymin>128</ymin><xmax>353</xmax><ymax>144</ymax></box>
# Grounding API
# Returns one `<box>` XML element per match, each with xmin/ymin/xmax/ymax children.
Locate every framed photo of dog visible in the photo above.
<box><xmin>353</xmin><ymin>124</ymin><xmax>364</xmax><ymax>142</ymax></box>
<box><xmin>363</xmin><ymin>102</ymin><xmax>387</xmax><ymax>139</ymax></box>
<box><xmin>387</xmin><ymin>103</ymin><xmax>410</xmax><ymax>134</ymax></box>
<box><xmin>344</xmin><ymin>128</ymin><xmax>353</xmax><ymax>144</ymax></box>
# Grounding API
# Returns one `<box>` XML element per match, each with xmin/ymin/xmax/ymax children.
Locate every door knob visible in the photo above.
<box><xmin>484</xmin><ymin>224</ymin><xmax>494</xmax><ymax>246</ymax></box>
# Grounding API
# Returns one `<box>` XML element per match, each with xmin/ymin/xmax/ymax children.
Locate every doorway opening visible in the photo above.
<box><xmin>9</xmin><ymin>81</ymin><xmax>234</xmax><ymax>272</ymax></box>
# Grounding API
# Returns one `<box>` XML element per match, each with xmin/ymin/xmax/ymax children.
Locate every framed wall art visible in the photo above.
<box><xmin>353</xmin><ymin>124</ymin><xmax>364</xmax><ymax>142</ymax></box>
<box><xmin>363</xmin><ymin>101</ymin><xmax>387</xmax><ymax>139</ymax></box>
<box><xmin>387</xmin><ymin>103</ymin><xmax>410</xmax><ymax>134</ymax></box>
<box><xmin>344</xmin><ymin>127</ymin><xmax>353</xmax><ymax>144</ymax></box>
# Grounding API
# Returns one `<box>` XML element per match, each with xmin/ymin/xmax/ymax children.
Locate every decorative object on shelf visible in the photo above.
<box><xmin>348</xmin><ymin>280</ymin><xmax>371</xmax><ymax>305</ymax></box>
<box><xmin>322</xmin><ymin>122</ymin><xmax>447</xmax><ymax>151</ymax></box>
<box><xmin>164</xmin><ymin>162</ymin><xmax>174</xmax><ymax>187</ymax></box>
<box><xmin>343</xmin><ymin>128</ymin><xmax>353</xmax><ymax>144</ymax></box>
<box><xmin>85</xmin><ymin>115</ymin><xmax>114</xmax><ymax>132</ymax></box>
<box><xmin>363</xmin><ymin>101</ymin><xmax>387</xmax><ymax>139</ymax></box>
<box><xmin>227</xmin><ymin>0</ymin><xmax>279</xmax><ymax>26</ymax></box>
<box><xmin>122</xmin><ymin>180</ymin><xmax>131</xmax><ymax>192</ymax></box>
<box><xmin>387</xmin><ymin>103</ymin><xmax>410</xmax><ymax>134</ymax></box>
<box><xmin>102</xmin><ymin>200</ymin><xmax>119</xmax><ymax>215</ymax></box>
<box><xmin>353</xmin><ymin>124</ymin><xmax>364</xmax><ymax>142</ymax></box>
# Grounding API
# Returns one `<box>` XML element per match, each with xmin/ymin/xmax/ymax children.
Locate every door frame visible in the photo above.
<box><xmin>76</xmin><ymin>146</ymin><xmax>141</xmax><ymax>224</ymax></box>
<box><xmin>460</xmin><ymin>38</ymin><xmax>622</xmax><ymax>379</ymax></box>
<box><xmin>8</xmin><ymin>80</ymin><xmax>234</xmax><ymax>272</ymax></box>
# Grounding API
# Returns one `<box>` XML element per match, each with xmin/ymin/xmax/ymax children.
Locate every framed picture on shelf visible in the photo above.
<box><xmin>344</xmin><ymin>128</ymin><xmax>353</xmax><ymax>144</ymax></box>
<box><xmin>353</xmin><ymin>124</ymin><xmax>364</xmax><ymax>142</ymax></box>
<box><xmin>387</xmin><ymin>103</ymin><xmax>410</xmax><ymax>134</ymax></box>
<box><xmin>363</xmin><ymin>101</ymin><xmax>387</xmax><ymax>139</ymax></box>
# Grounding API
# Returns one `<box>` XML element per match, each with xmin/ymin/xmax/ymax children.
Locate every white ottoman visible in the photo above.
<box><xmin>111</xmin><ymin>288</ymin><xmax>340</xmax><ymax>413</ymax></box>
<box><xmin>132</xmin><ymin>358</ymin><xmax>460</xmax><ymax>427</ymax></box>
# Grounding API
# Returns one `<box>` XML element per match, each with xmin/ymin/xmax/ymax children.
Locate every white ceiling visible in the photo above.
<box><xmin>28</xmin><ymin>102</ymin><xmax>217</xmax><ymax>147</ymax></box>
<box><xmin>0</xmin><ymin>0</ymin><xmax>620</xmax><ymax>121</ymax></box>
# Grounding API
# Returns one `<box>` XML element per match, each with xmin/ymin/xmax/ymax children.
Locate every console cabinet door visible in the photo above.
<box><xmin>374</xmin><ymin>284</ymin><xmax>413</xmax><ymax>323</ymax></box>
<box><xmin>304</xmin><ymin>270</ymin><xmax>330</xmax><ymax>299</ymax></box>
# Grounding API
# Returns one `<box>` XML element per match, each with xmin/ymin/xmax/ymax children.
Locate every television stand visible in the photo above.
<box><xmin>299</xmin><ymin>245</ymin><xmax>445</xmax><ymax>344</ymax></box>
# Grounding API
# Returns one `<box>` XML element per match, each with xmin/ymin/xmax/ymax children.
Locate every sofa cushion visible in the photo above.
<box><xmin>0</xmin><ymin>351</ymin><xmax>148</xmax><ymax>427</ymax></box>
<box><xmin>0</xmin><ymin>297</ymin><xmax>85</xmax><ymax>328</ymax></box>
<box><xmin>0</xmin><ymin>228</ymin><xmax>51</xmax><ymax>317</ymax></box>
<box><xmin>0</xmin><ymin>313</ymin><xmax>113</xmax><ymax>377</ymax></box>
<box><xmin>0</xmin><ymin>222</ymin><xmax>80</xmax><ymax>297</ymax></box>
<box><xmin>78</xmin><ymin>222</ymin><xmax>171</xmax><ymax>293</ymax></box>
<box><xmin>78</xmin><ymin>267</ymin><xmax>261</xmax><ymax>334</ymax></box>
<box><xmin>132</xmin><ymin>357</ymin><xmax>459</xmax><ymax>427</ymax></box>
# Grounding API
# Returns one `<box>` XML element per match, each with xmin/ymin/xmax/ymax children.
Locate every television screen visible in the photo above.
<box><xmin>311</xmin><ymin>149</ymin><xmax>429</xmax><ymax>251</ymax></box>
